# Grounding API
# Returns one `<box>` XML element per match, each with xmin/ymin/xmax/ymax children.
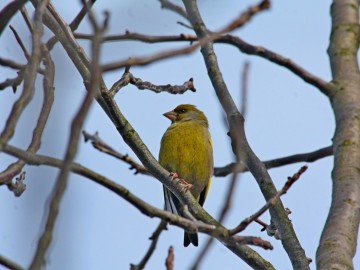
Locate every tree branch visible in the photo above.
<box><xmin>29</xmin><ymin>3</ymin><xmax>103</xmax><ymax>268</ymax></box>
<box><xmin>130</xmin><ymin>221</ymin><xmax>167</xmax><ymax>270</ymax></box>
<box><xmin>182</xmin><ymin>0</ymin><xmax>310</xmax><ymax>269</ymax></box>
<box><xmin>229</xmin><ymin>166</ymin><xmax>307</xmax><ymax>235</ymax></box>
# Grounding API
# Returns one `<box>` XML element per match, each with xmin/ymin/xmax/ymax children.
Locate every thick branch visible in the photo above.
<box><xmin>316</xmin><ymin>1</ymin><xmax>360</xmax><ymax>270</ymax></box>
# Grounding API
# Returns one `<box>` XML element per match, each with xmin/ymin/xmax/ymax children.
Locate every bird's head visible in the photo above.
<box><xmin>163</xmin><ymin>104</ymin><xmax>208</xmax><ymax>127</ymax></box>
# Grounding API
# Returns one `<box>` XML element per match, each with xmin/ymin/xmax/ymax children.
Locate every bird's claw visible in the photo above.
<box><xmin>168</xmin><ymin>172</ymin><xmax>193</xmax><ymax>192</ymax></box>
<box><xmin>178</xmin><ymin>179</ymin><xmax>193</xmax><ymax>193</ymax></box>
<box><xmin>169</xmin><ymin>172</ymin><xmax>178</xmax><ymax>182</ymax></box>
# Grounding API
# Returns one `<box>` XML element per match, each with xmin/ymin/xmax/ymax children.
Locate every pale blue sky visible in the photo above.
<box><xmin>1</xmin><ymin>0</ymin><xmax>354</xmax><ymax>269</ymax></box>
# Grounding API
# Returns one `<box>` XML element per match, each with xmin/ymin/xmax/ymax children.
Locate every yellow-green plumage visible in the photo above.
<box><xmin>159</xmin><ymin>104</ymin><xmax>213</xmax><ymax>247</ymax></box>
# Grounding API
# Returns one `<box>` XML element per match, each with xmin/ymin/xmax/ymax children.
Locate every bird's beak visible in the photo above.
<box><xmin>163</xmin><ymin>110</ymin><xmax>177</xmax><ymax>122</ymax></box>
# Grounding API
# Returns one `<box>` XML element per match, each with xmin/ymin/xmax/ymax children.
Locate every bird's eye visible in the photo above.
<box><xmin>178</xmin><ymin>109</ymin><xmax>186</xmax><ymax>113</ymax></box>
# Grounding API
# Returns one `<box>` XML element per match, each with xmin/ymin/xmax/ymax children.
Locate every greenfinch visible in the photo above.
<box><xmin>159</xmin><ymin>104</ymin><xmax>213</xmax><ymax>247</ymax></box>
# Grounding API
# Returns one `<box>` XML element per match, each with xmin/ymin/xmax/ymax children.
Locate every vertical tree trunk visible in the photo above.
<box><xmin>317</xmin><ymin>1</ymin><xmax>360</xmax><ymax>269</ymax></box>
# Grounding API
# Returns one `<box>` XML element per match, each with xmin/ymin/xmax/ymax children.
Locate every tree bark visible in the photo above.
<box><xmin>317</xmin><ymin>1</ymin><xmax>360</xmax><ymax>269</ymax></box>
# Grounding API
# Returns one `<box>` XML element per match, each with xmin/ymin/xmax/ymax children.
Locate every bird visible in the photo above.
<box><xmin>159</xmin><ymin>104</ymin><xmax>213</xmax><ymax>247</ymax></box>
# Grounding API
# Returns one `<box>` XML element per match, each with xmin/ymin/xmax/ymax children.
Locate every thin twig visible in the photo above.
<box><xmin>0</xmin><ymin>0</ymin><xmax>45</xmax><ymax>173</ymax></box>
<box><xmin>0</xmin><ymin>46</ymin><xmax>54</xmax><ymax>188</ymax></box>
<box><xmin>214</xmin><ymin>145</ymin><xmax>333</xmax><ymax>177</ymax></box>
<box><xmin>46</xmin><ymin>0</ymin><xmax>97</xmax><ymax>50</ymax></box>
<box><xmin>165</xmin><ymin>246</ymin><xmax>174</xmax><ymax>270</ymax></box>
<box><xmin>0</xmin><ymin>254</ymin><xmax>24</xmax><ymax>270</ymax></box>
<box><xmin>0</xmin><ymin>57</ymin><xmax>24</xmax><ymax>70</ymax></box>
<box><xmin>101</xmin><ymin>0</ymin><xmax>270</xmax><ymax>72</ymax></box>
<box><xmin>159</xmin><ymin>0</ymin><xmax>187</xmax><ymax>19</ymax></box>
<box><xmin>109</xmin><ymin>67</ymin><xmax>196</xmax><ymax>97</ymax></box>
<box><xmin>229</xmin><ymin>166</ymin><xmax>308</xmax><ymax>235</ymax></box>
<box><xmin>20</xmin><ymin>6</ymin><xmax>33</xmax><ymax>33</ymax></box>
<box><xmin>74</xmin><ymin>31</ymin><xmax>332</xmax><ymax>96</ymax></box>
<box><xmin>130</xmin><ymin>221</ymin><xmax>167</xmax><ymax>270</ymax></box>
<box><xmin>82</xmin><ymin>130</ymin><xmax>151</xmax><ymax>175</ymax></box>
<box><xmin>9</xmin><ymin>25</ymin><xmax>30</xmax><ymax>60</ymax></box>
<box><xmin>0</xmin><ymin>0</ymin><xmax>28</xmax><ymax>35</ymax></box>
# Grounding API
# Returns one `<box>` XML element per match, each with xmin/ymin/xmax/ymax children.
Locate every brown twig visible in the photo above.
<box><xmin>20</xmin><ymin>6</ymin><xmax>33</xmax><ymax>33</ymax></box>
<box><xmin>9</xmin><ymin>25</ymin><xmax>30</xmax><ymax>60</ymax></box>
<box><xmin>0</xmin><ymin>70</ymin><xmax>25</xmax><ymax>92</ymax></box>
<box><xmin>0</xmin><ymin>46</ymin><xmax>54</xmax><ymax>188</ymax></box>
<box><xmin>109</xmin><ymin>66</ymin><xmax>196</xmax><ymax>97</ymax></box>
<box><xmin>82</xmin><ymin>130</ymin><xmax>151</xmax><ymax>175</ymax></box>
<box><xmin>219</xmin><ymin>0</ymin><xmax>270</xmax><ymax>33</ymax></box>
<box><xmin>214</xmin><ymin>145</ymin><xmax>332</xmax><ymax>177</ymax></box>
<box><xmin>229</xmin><ymin>166</ymin><xmax>308</xmax><ymax>235</ymax></box>
<box><xmin>130</xmin><ymin>221</ymin><xmax>167</xmax><ymax>270</ymax></box>
<box><xmin>0</xmin><ymin>0</ymin><xmax>28</xmax><ymax>35</ymax></box>
<box><xmin>46</xmin><ymin>0</ymin><xmax>97</xmax><ymax>50</ymax></box>
<box><xmin>101</xmin><ymin>0</ymin><xmax>270</xmax><ymax>72</ymax></box>
<box><xmin>0</xmin><ymin>254</ymin><xmax>24</xmax><ymax>270</ymax></box>
<box><xmin>165</xmin><ymin>246</ymin><xmax>174</xmax><ymax>270</ymax></box>
<box><xmin>0</xmin><ymin>0</ymin><xmax>45</xmax><ymax>170</ymax></box>
<box><xmin>74</xmin><ymin>30</ymin><xmax>332</xmax><ymax>96</ymax></box>
<box><xmin>231</xmin><ymin>235</ymin><xmax>273</xmax><ymax>250</ymax></box>
<box><xmin>0</xmin><ymin>57</ymin><xmax>24</xmax><ymax>70</ymax></box>
<box><xmin>159</xmin><ymin>0</ymin><xmax>187</xmax><ymax>19</ymax></box>
<box><xmin>218</xmin><ymin>35</ymin><xmax>333</xmax><ymax>97</ymax></box>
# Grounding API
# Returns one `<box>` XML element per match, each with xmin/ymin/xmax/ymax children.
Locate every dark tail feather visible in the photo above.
<box><xmin>184</xmin><ymin>232</ymin><xmax>198</xmax><ymax>247</ymax></box>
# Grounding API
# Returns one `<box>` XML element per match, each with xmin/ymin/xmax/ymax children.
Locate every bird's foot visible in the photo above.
<box><xmin>178</xmin><ymin>179</ymin><xmax>193</xmax><ymax>193</ymax></box>
<box><xmin>169</xmin><ymin>172</ymin><xmax>178</xmax><ymax>182</ymax></box>
<box><xmin>168</xmin><ymin>172</ymin><xmax>193</xmax><ymax>192</ymax></box>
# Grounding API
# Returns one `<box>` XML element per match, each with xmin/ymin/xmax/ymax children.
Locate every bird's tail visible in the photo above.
<box><xmin>184</xmin><ymin>232</ymin><xmax>198</xmax><ymax>247</ymax></box>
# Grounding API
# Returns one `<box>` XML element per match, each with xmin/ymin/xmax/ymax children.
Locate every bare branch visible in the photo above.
<box><xmin>0</xmin><ymin>0</ymin><xmax>45</xmax><ymax>169</ymax></box>
<box><xmin>20</xmin><ymin>6</ymin><xmax>33</xmax><ymax>33</ymax></box>
<box><xmin>70</xmin><ymin>0</ymin><xmax>97</xmax><ymax>30</ymax></box>
<box><xmin>218</xmin><ymin>0</ymin><xmax>270</xmax><ymax>33</ymax></box>
<box><xmin>231</xmin><ymin>235</ymin><xmax>273</xmax><ymax>250</ymax></box>
<box><xmin>82</xmin><ymin>130</ymin><xmax>150</xmax><ymax>176</ymax></box>
<box><xmin>217</xmin><ymin>35</ymin><xmax>333</xmax><ymax>97</ymax></box>
<box><xmin>229</xmin><ymin>166</ymin><xmax>308</xmax><ymax>235</ymax></box>
<box><xmin>46</xmin><ymin>0</ymin><xmax>97</xmax><ymax>50</ymax></box>
<box><xmin>75</xmin><ymin>30</ymin><xmax>332</xmax><ymax>96</ymax></box>
<box><xmin>0</xmin><ymin>46</ymin><xmax>54</xmax><ymax>187</ymax></box>
<box><xmin>109</xmin><ymin>67</ymin><xmax>196</xmax><ymax>97</ymax></box>
<box><xmin>0</xmin><ymin>254</ymin><xmax>24</xmax><ymax>270</ymax></box>
<box><xmin>130</xmin><ymin>221</ymin><xmax>167</xmax><ymax>270</ymax></box>
<box><xmin>214</xmin><ymin>145</ymin><xmax>333</xmax><ymax>177</ymax></box>
<box><xmin>0</xmin><ymin>0</ymin><xmax>28</xmax><ymax>35</ymax></box>
<box><xmin>9</xmin><ymin>25</ymin><xmax>30</xmax><ymax>60</ymax></box>
<box><xmin>0</xmin><ymin>57</ymin><xmax>24</xmax><ymax>70</ymax></box>
<box><xmin>29</xmin><ymin>3</ymin><xmax>104</xmax><ymax>268</ymax></box>
<box><xmin>159</xmin><ymin>0</ymin><xmax>187</xmax><ymax>19</ymax></box>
